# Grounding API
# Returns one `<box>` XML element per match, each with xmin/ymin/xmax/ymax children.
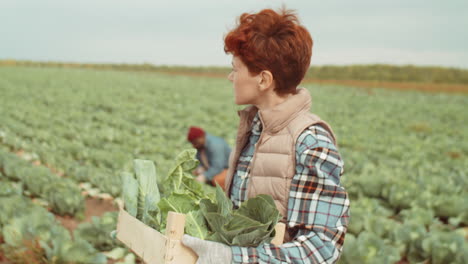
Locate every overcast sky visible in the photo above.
<box><xmin>1</xmin><ymin>0</ymin><xmax>467</xmax><ymax>68</ymax></box>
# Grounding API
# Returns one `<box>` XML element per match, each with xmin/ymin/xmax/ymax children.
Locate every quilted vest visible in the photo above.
<box><xmin>224</xmin><ymin>88</ymin><xmax>337</xmax><ymax>241</ymax></box>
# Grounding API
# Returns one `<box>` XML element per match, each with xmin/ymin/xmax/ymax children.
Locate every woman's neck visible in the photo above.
<box><xmin>254</xmin><ymin>90</ymin><xmax>291</xmax><ymax>110</ymax></box>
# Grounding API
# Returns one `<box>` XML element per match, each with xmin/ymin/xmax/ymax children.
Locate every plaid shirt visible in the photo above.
<box><xmin>230</xmin><ymin>114</ymin><xmax>350</xmax><ymax>264</ymax></box>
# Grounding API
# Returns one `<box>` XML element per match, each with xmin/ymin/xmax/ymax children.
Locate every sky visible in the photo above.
<box><xmin>1</xmin><ymin>0</ymin><xmax>467</xmax><ymax>68</ymax></box>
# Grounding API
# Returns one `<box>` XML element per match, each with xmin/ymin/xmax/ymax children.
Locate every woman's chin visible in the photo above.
<box><xmin>234</xmin><ymin>98</ymin><xmax>245</xmax><ymax>105</ymax></box>
<box><xmin>235</xmin><ymin>97</ymin><xmax>252</xmax><ymax>105</ymax></box>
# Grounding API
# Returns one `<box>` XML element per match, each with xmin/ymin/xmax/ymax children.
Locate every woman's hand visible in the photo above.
<box><xmin>182</xmin><ymin>235</ymin><xmax>232</xmax><ymax>264</ymax></box>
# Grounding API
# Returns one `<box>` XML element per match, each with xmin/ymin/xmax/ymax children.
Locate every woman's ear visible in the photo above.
<box><xmin>258</xmin><ymin>70</ymin><xmax>274</xmax><ymax>92</ymax></box>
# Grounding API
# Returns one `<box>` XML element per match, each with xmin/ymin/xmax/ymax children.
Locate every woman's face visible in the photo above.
<box><xmin>228</xmin><ymin>56</ymin><xmax>261</xmax><ymax>105</ymax></box>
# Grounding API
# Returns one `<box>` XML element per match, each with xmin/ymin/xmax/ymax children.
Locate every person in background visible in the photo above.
<box><xmin>183</xmin><ymin>7</ymin><xmax>350</xmax><ymax>264</ymax></box>
<box><xmin>187</xmin><ymin>126</ymin><xmax>231</xmax><ymax>190</ymax></box>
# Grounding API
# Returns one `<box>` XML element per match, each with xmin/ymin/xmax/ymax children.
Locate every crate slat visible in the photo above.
<box><xmin>116</xmin><ymin>208</ymin><xmax>166</xmax><ymax>263</ymax></box>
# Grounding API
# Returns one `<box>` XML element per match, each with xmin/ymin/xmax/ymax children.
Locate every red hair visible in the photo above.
<box><xmin>224</xmin><ymin>8</ymin><xmax>313</xmax><ymax>95</ymax></box>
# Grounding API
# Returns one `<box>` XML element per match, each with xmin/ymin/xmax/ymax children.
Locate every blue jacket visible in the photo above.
<box><xmin>196</xmin><ymin>133</ymin><xmax>231</xmax><ymax>180</ymax></box>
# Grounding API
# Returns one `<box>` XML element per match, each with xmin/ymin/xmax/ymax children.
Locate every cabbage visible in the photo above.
<box><xmin>0</xmin><ymin>180</ymin><xmax>23</xmax><ymax>197</ymax></box>
<box><xmin>43</xmin><ymin>179</ymin><xmax>84</xmax><ymax>216</ymax></box>
<box><xmin>133</xmin><ymin>159</ymin><xmax>160</xmax><ymax>224</ymax></box>
<box><xmin>74</xmin><ymin>211</ymin><xmax>120</xmax><ymax>251</ymax></box>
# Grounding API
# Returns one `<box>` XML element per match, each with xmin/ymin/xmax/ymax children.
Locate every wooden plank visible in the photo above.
<box><xmin>165</xmin><ymin>212</ymin><xmax>198</xmax><ymax>264</ymax></box>
<box><xmin>165</xmin><ymin>212</ymin><xmax>186</xmax><ymax>240</ymax></box>
<box><xmin>116</xmin><ymin>208</ymin><xmax>166</xmax><ymax>264</ymax></box>
<box><xmin>271</xmin><ymin>222</ymin><xmax>286</xmax><ymax>246</ymax></box>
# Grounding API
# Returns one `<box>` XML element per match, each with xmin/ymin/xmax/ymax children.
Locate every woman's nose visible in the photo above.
<box><xmin>227</xmin><ymin>72</ymin><xmax>233</xmax><ymax>82</ymax></box>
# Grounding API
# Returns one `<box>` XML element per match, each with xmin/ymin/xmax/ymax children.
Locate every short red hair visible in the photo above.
<box><xmin>224</xmin><ymin>8</ymin><xmax>313</xmax><ymax>95</ymax></box>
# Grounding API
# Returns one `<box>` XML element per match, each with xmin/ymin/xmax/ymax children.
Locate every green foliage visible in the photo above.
<box><xmin>339</xmin><ymin>232</ymin><xmax>401</xmax><ymax>264</ymax></box>
<box><xmin>199</xmin><ymin>186</ymin><xmax>281</xmax><ymax>246</ymax></box>
<box><xmin>134</xmin><ymin>159</ymin><xmax>160</xmax><ymax>221</ymax></box>
<box><xmin>3</xmin><ymin>60</ymin><xmax>468</xmax><ymax>84</ymax></box>
<box><xmin>74</xmin><ymin>212</ymin><xmax>120</xmax><ymax>251</ymax></box>
<box><xmin>121</xmin><ymin>150</ymin><xmax>280</xmax><ymax>247</ymax></box>
<box><xmin>44</xmin><ymin>178</ymin><xmax>84</xmax><ymax>216</ymax></box>
<box><xmin>391</xmin><ymin>221</ymin><xmax>428</xmax><ymax>261</ymax></box>
<box><xmin>89</xmin><ymin>169</ymin><xmax>122</xmax><ymax>197</ymax></box>
<box><xmin>0</xmin><ymin>180</ymin><xmax>23</xmax><ymax>197</ymax></box>
<box><xmin>162</xmin><ymin>149</ymin><xmax>200</xmax><ymax>195</ymax></box>
<box><xmin>398</xmin><ymin>207</ymin><xmax>436</xmax><ymax>227</ymax></box>
<box><xmin>0</xmin><ymin>196</ymin><xmax>33</xmax><ymax>227</ymax></box>
<box><xmin>40</xmin><ymin>236</ymin><xmax>107</xmax><ymax>264</ymax></box>
<box><xmin>0</xmin><ymin>149</ymin><xmax>84</xmax><ymax>216</ymax></box>
<box><xmin>420</xmin><ymin>229</ymin><xmax>467</xmax><ymax>264</ymax></box>
<box><xmin>0</xmin><ymin>152</ymin><xmax>29</xmax><ymax>181</ymax></box>
<box><xmin>0</xmin><ymin>195</ymin><xmax>107</xmax><ymax>263</ymax></box>
<box><xmin>185</xmin><ymin>211</ymin><xmax>209</xmax><ymax>240</ymax></box>
<box><xmin>2</xmin><ymin>206</ymin><xmax>60</xmax><ymax>248</ymax></box>
<box><xmin>347</xmin><ymin>197</ymin><xmax>393</xmax><ymax>235</ymax></box>
<box><xmin>121</xmin><ymin>172</ymin><xmax>138</xmax><ymax>217</ymax></box>
<box><xmin>306</xmin><ymin>64</ymin><xmax>468</xmax><ymax>84</ymax></box>
<box><xmin>22</xmin><ymin>166</ymin><xmax>54</xmax><ymax>196</ymax></box>
<box><xmin>158</xmin><ymin>193</ymin><xmax>198</xmax><ymax>228</ymax></box>
<box><xmin>0</xmin><ymin>65</ymin><xmax>467</xmax><ymax>262</ymax></box>
<box><xmin>431</xmin><ymin>194</ymin><xmax>468</xmax><ymax>219</ymax></box>
<box><xmin>66</xmin><ymin>163</ymin><xmax>91</xmax><ymax>182</ymax></box>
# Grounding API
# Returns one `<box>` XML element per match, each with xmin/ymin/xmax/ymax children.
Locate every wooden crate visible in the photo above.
<box><xmin>116</xmin><ymin>205</ymin><xmax>286</xmax><ymax>264</ymax></box>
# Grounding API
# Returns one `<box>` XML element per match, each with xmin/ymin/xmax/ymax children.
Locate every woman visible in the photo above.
<box><xmin>183</xmin><ymin>8</ymin><xmax>350</xmax><ymax>264</ymax></box>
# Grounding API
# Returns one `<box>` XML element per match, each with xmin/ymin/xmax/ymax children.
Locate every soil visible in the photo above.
<box><xmin>395</xmin><ymin>257</ymin><xmax>410</xmax><ymax>264</ymax></box>
<box><xmin>0</xmin><ymin>236</ymin><xmax>7</xmax><ymax>264</ymax></box>
<box><xmin>56</xmin><ymin>196</ymin><xmax>118</xmax><ymax>233</ymax></box>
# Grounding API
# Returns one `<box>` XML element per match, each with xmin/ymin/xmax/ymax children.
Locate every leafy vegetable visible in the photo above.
<box><xmin>163</xmin><ymin>149</ymin><xmax>200</xmax><ymax>195</ymax></box>
<box><xmin>158</xmin><ymin>193</ymin><xmax>198</xmax><ymax>224</ymax></box>
<box><xmin>134</xmin><ymin>159</ymin><xmax>160</xmax><ymax>223</ymax></box>
<box><xmin>74</xmin><ymin>212</ymin><xmax>120</xmax><ymax>251</ymax></box>
<box><xmin>0</xmin><ymin>180</ymin><xmax>23</xmax><ymax>197</ymax></box>
<box><xmin>185</xmin><ymin>211</ymin><xmax>209</xmax><ymax>240</ymax></box>
<box><xmin>43</xmin><ymin>178</ymin><xmax>84</xmax><ymax>216</ymax></box>
<box><xmin>120</xmin><ymin>149</ymin><xmax>281</xmax><ymax>247</ymax></box>
<box><xmin>339</xmin><ymin>232</ymin><xmax>401</xmax><ymax>264</ymax></box>
<box><xmin>121</xmin><ymin>172</ymin><xmax>138</xmax><ymax>217</ymax></box>
<box><xmin>0</xmin><ymin>151</ymin><xmax>84</xmax><ymax>216</ymax></box>
<box><xmin>0</xmin><ymin>195</ymin><xmax>107</xmax><ymax>264</ymax></box>
<box><xmin>41</xmin><ymin>236</ymin><xmax>108</xmax><ymax>264</ymax></box>
<box><xmin>200</xmin><ymin>185</ymin><xmax>281</xmax><ymax>246</ymax></box>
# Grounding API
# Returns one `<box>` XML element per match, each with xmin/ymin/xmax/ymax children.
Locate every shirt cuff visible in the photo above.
<box><xmin>231</xmin><ymin>246</ymin><xmax>259</xmax><ymax>264</ymax></box>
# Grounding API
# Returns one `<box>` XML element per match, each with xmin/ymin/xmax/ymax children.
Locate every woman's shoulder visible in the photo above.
<box><xmin>296</xmin><ymin>124</ymin><xmax>337</xmax><ymax>153</ymax></box>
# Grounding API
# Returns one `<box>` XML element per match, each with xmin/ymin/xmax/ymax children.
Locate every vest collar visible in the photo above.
<box><xmin>237</xmin><ymin>88</ymin><xmax>312</xmax><ymax>134</ymax></box>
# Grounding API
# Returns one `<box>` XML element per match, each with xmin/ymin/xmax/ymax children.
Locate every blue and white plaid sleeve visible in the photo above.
<box><xmin>231</xmin><ymin>125</ymin><xmax>350</xmax><ymax>264</ymax></box>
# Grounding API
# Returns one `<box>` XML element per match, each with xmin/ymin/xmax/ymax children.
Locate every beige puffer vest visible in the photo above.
<box><xmin>224</xmin><ymin>88</ymin><xmax>337</xmax><ymax>241</ymax></box>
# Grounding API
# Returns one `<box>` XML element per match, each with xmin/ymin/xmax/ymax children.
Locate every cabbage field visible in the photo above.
<box><xmin>0</xmin><ymin>65</ymin><xmax>467</xmax><ymax>263</ymax></box>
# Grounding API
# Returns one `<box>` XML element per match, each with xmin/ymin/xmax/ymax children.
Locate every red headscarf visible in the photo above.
<box><xmin>187</xmin><ymin>126</ymin><xmax>205</xmax><ymax>141</ymax></box>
